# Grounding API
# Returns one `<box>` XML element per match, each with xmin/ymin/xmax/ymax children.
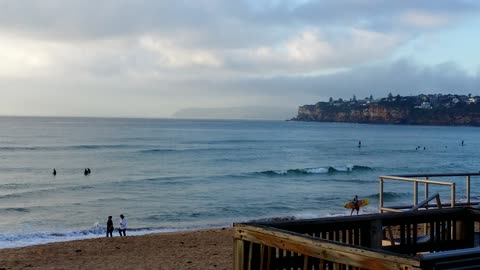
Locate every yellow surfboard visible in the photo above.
<box><xmin>344</xmin><ymin>199</ymin><xmax>370</xmax><ymax>209</ymax></box>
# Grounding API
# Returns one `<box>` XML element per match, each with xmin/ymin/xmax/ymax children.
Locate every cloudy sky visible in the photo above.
<box><xmin>1</xmin><ymin>0</ymin><xmax>480</xmax><ymax>119</ymax></box>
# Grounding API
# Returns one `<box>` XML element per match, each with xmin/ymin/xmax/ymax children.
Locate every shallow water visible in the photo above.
<box><xmin>1</xmin><ymin>117</ymin><xmax>479</xmax><ymax>248</ymax></box>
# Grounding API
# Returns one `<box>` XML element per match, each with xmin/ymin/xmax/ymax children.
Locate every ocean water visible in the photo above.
<box><xmin>1</xmin><ymin>117</ymin><xmax>480</xmax><ymax>248</ymax></box>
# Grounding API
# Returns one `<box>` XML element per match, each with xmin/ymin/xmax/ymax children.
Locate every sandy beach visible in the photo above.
<box><xmin>0</xmin><ymin>228</ymin><xmax>233</xmax><ymax>270</ymax></box>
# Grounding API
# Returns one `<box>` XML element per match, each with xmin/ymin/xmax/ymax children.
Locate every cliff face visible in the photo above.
<box><xmin>295</xmin><ymin>104</ymin><xmax>410</xmax><ymax>124</ymax></box>
<box><xmin>293</xmin><ymin>103</ymin><xmax>480</xmax><ymax>126</ymax></box>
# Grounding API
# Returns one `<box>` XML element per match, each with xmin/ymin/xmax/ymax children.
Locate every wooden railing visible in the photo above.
<box><xmin>234</xmin><ymin>223</ymin><xmax>420</xmax><ymax>270</ymax></box>
<box><xmin>419</xmin><ymin>248</ymin><xmax>480</xmax><ymax>269</ymax></box>
<box><xmin>234</xmin><ymin>208</ymin><xmax>480</xmax><ymax>270</ymax></box>
<box><xmin>379</xmin><ymin>173</ymin><xmax>480</xmax><ymax>213</ymax></box>
<box><xmin>410</xmin><ymin>192</ymin><xmax>442</xmax><ymax>211</ymax></box>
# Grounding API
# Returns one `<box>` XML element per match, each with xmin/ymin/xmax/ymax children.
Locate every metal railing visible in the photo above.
<box><xmin>379</xmin><ymin>173</ymin><xmax>480</xmax><ymax>213</ymax></box>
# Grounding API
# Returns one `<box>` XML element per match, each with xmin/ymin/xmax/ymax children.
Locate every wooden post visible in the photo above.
<box><xmin>266</xmin><ymin>247</ymin><xmax>272</xmax><ymax>270</ymax></box>
<box><xmin>451</xmin><ymin>183</ymin><xmax>456</xmax><ymax>208</ymax></box>
<box><xmin>303</xmin><ymin>255</ymin><xmax>308</xmax><ymax>270</ymax></box>
<box><xmin>379</xmin><ymin>177</ymin><xmax>384</xmax><ymax>213</ymax></box>
<box><xmin>435</xmin><ymin>194</ymin><xmax>442</xmax><ymax>209</ymax></box>
<box><xmin>414</xmin><ymin>180</ymin><xmax>418</xmax><ymax>207</ymax></box>
<box><xmin>234</xmin><ymin>239</ymin><xmax>245</xmax><ymax>270</ymax></box>
<box><xmin>466</xmin><ymin>175</ymin><xmax>471</xmax><ymax>205</ymax></box>
<box><xmin>456</xmin><ymin>218</ymin><xmax>475</xmax><ymax>248</ymax></box>
<box><xmin>247</xmin><ymin>242</ymin><xmax>253</xmax><ymax>270</ymax></box>
<box><xmin>319</xmin><ymin>259</ymin><xmax>325</xmax><ymax>270</ymax></box>
<box><xmin>425</xmin><ymin>177</ymin><xmax>429</xmax><ymax>235</ymax></box>
<box><xmin>424</xmin><ymin>177</ymin><xmax>429</xmax><ymax>209</ymax></box>
<box><xmin>466</xmin><ymin>218</ymin><xmax>475</xmax><ymax>248</ymax></box>
<box><xmin>259</xmin><ymin>245</ymin><xmax>265</xmax><ymax>270</ymax></box>
<box><xmin>369</xmin><ymin>220</ymin><xmax>383</xmax><ymax>249</ymax></box>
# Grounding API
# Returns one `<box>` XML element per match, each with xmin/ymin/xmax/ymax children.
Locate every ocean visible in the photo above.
<box><xmin>1</xmin><ymin>116</ymin><xmax>479</xmax><ymax>248</ymax></box>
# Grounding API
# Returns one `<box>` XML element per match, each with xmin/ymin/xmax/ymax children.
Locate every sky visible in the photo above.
<box><xmin>1</xmin><ymin>0</ymin><xmax>480</xmax><ymax>119</ymax></box>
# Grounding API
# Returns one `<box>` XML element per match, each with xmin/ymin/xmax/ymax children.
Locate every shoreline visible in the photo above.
<box><xmin>0</xmin><ymin>224</ymin><xmax>232</xmax><ymax>250</ymax></box>
<box><xmin>0</xmin><ymin>227</ymin><xmax>233</xmax><ymax>269</ymax></box>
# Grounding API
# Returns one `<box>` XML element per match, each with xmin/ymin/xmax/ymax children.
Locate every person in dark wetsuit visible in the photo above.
<box><xmin>84</xmin><ymin>168</ymin><xmax>88</xmax><ymax>176</ymax></box>
<box><xmin>350</xmin><ymin>195</ymin><xmax>360</xmax><ymax>216</ymax></box>
<box><xmin>358</xmin><ymin>140</ymin><xmax>361</xmax><ymax>148</ymax></box>
<box><xmin>53</xmin><ymin>169</ymin><xmax>56</xmax><ymax>176</ymax></box>
<box><xmin>106</xmin><ymin>216</ymin><xmax>114</xmax><ymax>237</ymax></box>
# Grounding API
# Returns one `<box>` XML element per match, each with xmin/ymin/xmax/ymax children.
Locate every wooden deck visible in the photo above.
<box><xmin>234</xmin><ymin>207</ymin><xmax>480</xmax><ymax>270</ymax></box>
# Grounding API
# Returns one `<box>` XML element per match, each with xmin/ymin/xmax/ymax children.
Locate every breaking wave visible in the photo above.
<box><xmin>257</xmin><ymin>165</ymin><xmax>373</xmax><ymax>176</ymax></box>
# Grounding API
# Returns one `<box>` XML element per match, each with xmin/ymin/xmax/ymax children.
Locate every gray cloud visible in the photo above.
<box><xmin>0</xmin><ymin>59</ymin><xmax>478</xmax><ymax>118</ymax></box>
<box><xmin>223</xmin><ymin>60</ymin><xmax>480</xmax><ymax>102</ymax></box>
<box><xmin>1</xmin><ymin>1</ymin><xmax>477</xmax><ymax>76</ymax></box>
<box><xmin>1</xmin><ymin>0</ymin><xmax>477</xmax><ymax>43</ymax></box>
<box><xmin>0</xmin><ymin>0</ymin><xmax>479</xmax><ymax>118</ymax></box>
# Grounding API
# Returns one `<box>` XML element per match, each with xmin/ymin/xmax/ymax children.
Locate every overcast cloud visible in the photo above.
<box><xmin>0</xmin><ymin>0</ymin><xmax>479</xmax><ymax>119</ymax></box>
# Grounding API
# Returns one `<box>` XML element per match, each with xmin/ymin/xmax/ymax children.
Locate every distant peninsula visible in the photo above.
<box><xmin>292</xmin><ymin>94</ymin><xmax>480</xmax><ymax>126</ymax></box>
<box><xmin>173</xmin><ymin>106</ymin><xmax>296</xmax><ymax>120</ymax></box>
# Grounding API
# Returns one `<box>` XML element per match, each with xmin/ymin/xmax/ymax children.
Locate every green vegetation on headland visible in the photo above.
<box><xmin>292</xmin><ymin>94</ymin><xmax>480</xmax><ymax>126</ymax></box>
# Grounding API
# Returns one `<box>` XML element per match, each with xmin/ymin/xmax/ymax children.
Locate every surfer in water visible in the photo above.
<box><xmin>53</xmin><ymin>168</ymin><xmax>56</xmax><ymax>176</ymax></box>
<box><xmin>351</xmin><ymin>195</ymin><xmax>360</xmax><ymax>216</ymax></box>
<box><xmin>358</xmin><ymin>140</ymin><xmax>361</xmax><ymax>148</ymax></box>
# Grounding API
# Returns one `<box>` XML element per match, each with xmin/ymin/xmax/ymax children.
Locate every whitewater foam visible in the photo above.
<box><xmin>304</xmin><ymin>168</ymin><xmax>329</xmax><ymax>174</ymax></box>
<box><xmin>0</xmin><ymin>224</ymin><xmax>229</xmax><ymax>249</ymax></box>
<box><xmin>258</xmin><ymin>165</ymin><xmax>373</xmax><ymax>176</ymax></box>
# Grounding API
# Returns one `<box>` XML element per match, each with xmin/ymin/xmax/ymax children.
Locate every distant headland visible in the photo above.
<box><xmin>292</xmin><ymin>93</ymin><xmax>480</xmax><ymax>126</ymax></box>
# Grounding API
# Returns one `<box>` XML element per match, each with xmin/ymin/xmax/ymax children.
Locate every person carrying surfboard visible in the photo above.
<box><xmin>351</xmin><ymin>195</ymin><xmax>360</xmax><ymax>216</ymax></box>
<box><xmin>344</xmin><ymin>196</ymin><xmax>369</xmax><ymax>215</ymax></box>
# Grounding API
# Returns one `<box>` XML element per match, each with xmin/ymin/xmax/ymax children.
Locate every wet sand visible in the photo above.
<box><xmin>0</xmin><ymin>228</ymin><xmax>233</xmax><ymax>270</ymax></box>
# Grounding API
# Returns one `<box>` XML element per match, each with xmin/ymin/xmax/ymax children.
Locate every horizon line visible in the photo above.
<box><xmin>0</xmin><ymin>115</ymin><xmax>289</xmax><ymax>121</ymax></box>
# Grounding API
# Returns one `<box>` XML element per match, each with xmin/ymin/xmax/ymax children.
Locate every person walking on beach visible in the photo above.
<box><xmin>106</xmin><ymin>216</ymin><xmax>114</xmax><ymax>237</ymax></box>
<box><xmin>351</xmin><ymin>195</ymin><xmax>360</xmax><ymax>216</ymax></box>
<box><xmin>119</xmin><ymin>214</ymin><xmax>127</xmax><ymax>236</ymax></box>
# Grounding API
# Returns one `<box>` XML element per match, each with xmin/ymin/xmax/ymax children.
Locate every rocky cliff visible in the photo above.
<box><xmin>292</xmin><ymin>102</ymin><xmax>480</xmax><ymax>126</ymax></box>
